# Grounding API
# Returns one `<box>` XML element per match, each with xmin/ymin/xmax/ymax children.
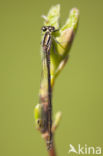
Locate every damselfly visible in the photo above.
<box><xmin>41</xmin><ymin>26</ymin><xmax>58</xmax><ymax>150</ymax></box>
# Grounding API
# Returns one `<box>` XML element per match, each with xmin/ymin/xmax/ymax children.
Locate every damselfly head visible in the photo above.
<box><xmin>41</xmin><ymin>26</ymin><xmax>56</xmax><ymax>33</ymax></box>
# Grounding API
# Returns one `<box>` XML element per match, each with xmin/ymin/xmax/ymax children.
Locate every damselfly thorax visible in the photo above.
<box><xmin>43</xmin><ymin>32</ymin><xmax>51</xmax><ymax>52</ymax></box>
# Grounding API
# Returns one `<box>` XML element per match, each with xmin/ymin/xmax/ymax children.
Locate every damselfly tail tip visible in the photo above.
<box><xmin>46</xmin><ymin>140</ymin><xmax>53</xmax><ymax>151</ymax></box>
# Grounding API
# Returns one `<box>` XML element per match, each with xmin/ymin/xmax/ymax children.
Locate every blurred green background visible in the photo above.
<box><xmin>0</xmin><ymin>0</ymin><xmax>103</xmax><ymax>156</ymax></box>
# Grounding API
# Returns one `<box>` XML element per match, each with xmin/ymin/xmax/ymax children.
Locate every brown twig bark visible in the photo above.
<box><xmin>48</xmin><ymin>142</ymin><xmax>56</xmax><ymax>156</ymax></box>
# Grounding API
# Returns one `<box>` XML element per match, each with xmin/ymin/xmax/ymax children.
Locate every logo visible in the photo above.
<box><xmin>68</xmin><ymin>144</ymin><xmax>102</xmax><ymax>155</ymax></box>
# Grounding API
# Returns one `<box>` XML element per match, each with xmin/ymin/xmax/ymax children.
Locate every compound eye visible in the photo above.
<box><xmin>52</xmin><ymin>26</ymin><xmax>55</xmax><ymax>31</ymax></box>
<box><xmin>42</xmin><ymin>26</ymin><xmax>47</xmax><ymax>32</ymax></box>
<box><xmin>49</xmin><ymin>26</ymin><xmax>55</xmax><ymax>32</ymax></box>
